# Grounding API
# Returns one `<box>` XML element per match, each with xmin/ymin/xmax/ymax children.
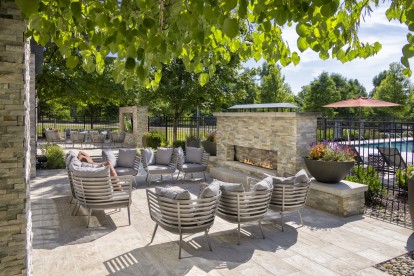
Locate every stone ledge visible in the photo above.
<box><xmin>310</xmin><ymin>179</ymin><xmax>368</xmax><ymax>196</ymax></box>
<box><xmin>210</xmin><ymin>167</ymin><xmax>248</xmax><ymax>185</ymax></box>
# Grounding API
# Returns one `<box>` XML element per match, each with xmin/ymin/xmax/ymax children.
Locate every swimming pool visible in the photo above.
<box><xmin>362</xmin><ymin>141</ymin><xmax>414</xmax><ymax>152</ymax></box>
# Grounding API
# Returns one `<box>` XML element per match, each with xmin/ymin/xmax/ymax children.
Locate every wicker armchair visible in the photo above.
<box><xmin>176</xmin><ymin>148</ymin><xmax>209</xmax><ymax>182</ymax></box>
<box><xmin>270</xmin><ymin>181</ymin><xmax>311</xmax><ymax>231</ymax></box>
<box><xmin>146</xmin><ymin>189</ymin><xmax>221</xmax><ymax>259</ymax></box>
<box><xmin>71</xmin><ymin>169</ymin><xmax>133</xmax><ymax>227</ymax></box>
<box><xmin>216</xmin><ymin>177</ymin><xmax>273</xmax><ymax>244</ymax></box>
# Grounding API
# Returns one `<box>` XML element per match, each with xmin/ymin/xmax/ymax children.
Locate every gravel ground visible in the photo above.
<box><xmin>375</xmin><ymin>251</ymin><xmax>414</xmax><ymax>276</ymax></box>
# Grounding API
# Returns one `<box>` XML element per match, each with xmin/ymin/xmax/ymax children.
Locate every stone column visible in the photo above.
<box><xmin>119</xmin><ymin>106</ymin><xmax>148</xmax><ymax>147</ymax></box>
<box><xmin>0</xmin><ymin>1</ymin><xmax>31</xmax><ymax>274</ymax></box>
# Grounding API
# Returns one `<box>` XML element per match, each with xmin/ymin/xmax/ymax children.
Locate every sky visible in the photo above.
<box><xmin>244</xmin><ymin>5</ymin><xmax>412</xmax><ymax>95</ymax></box>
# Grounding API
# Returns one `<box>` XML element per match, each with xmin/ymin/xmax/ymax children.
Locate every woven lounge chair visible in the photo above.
<box><xmin>377</xmin><ymin>146</ymin><xmax>407</xmax><ymax>172</ymax></box>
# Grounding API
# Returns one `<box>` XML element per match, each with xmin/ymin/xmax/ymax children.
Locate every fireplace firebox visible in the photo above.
<box><xmin>233</xmin><ymin>145</ymin><xmax>277</xmax><ymax>170</ymax></box>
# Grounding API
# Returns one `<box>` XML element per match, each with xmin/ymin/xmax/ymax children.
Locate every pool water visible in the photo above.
<box><xmin>362</xmin><ymin>141</ymin><xmax>414</xmax><ymax>152</ymax></box>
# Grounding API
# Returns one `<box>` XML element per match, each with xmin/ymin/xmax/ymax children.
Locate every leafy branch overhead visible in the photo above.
<box><xmin>17</xmin><ymin>0</ymin><xmax>414</xmax><ymax>88</ymax></box>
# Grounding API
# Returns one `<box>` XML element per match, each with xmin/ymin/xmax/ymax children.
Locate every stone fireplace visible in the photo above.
<box><xmin>213</xmin><ymin>112</ymin><xmax>319</xmax><ymax>177</ymax></box>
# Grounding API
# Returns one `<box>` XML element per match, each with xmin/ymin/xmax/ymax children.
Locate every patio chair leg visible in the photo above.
<box><xmin>259</xmin><ymin>220</ymin><xmax>265</xmax><ymax>239</ymax></box>
<box><xmin>178</xmin><ymin>234</ymin><xmax>183</xmax><ymax>259</ymax></box>
<box><xmin>205</xmin><ymin>230</ymin><xmax>212</xmax><ymax>251</ymax></box>
<box><xmin>145</xmin><ymin>174</ymin><xmax>149</xmax><ymax>182</ymax></box>
<box><xmin>176</xmin><ymin>171</ymin><xmax>180</xmax><ymax>180</ymax></box>
<box><xmin>87</xmin><ymin>208</ymin><xmax>92</xmax><ymax>228</ymax></box>
<box><xmin>298</xmin><ymin>209</ymin><xmax>303</xmax><ymax>226</ymax></box>
<box><xmin>281</xmin><ymin>212</ymin><xmax>284</xmax><ymax>232</ymax></box>
<box><xmin>127</xmin><ymin>207</ymin><xmax>131</xmax><ymax>225</ymax></box>
<box><xmin>69</xmin><ymin>196</ymin><xmax>74</xmax><ymax>204</ymax></box>
<box><xmin>203</xmin><ymin>172</ymin><xmax>207</xmax><ymax>182</ymax></box>
<box><xmin>237</xmin><ymin>222</ymin><xmax>241</xmax><ymax>245</ymax></box>
<box><xmin>150</xmin><ymin>224</ymin><xmax>158</xmax><ymax>243</ymax></box>
<box><xmin>161</xmin><ymin>175</ymin><xmax>163</xmax><ymax>180</ymax></box>
<box><xmin>148</xmin><ymin>175</ymin><xmax>152</xmax><ymax>186</ymax></box>
<box><xmin>71</xmin><ymin>202</ymin><xmax>78</xmax><ymax>215</ymax></box>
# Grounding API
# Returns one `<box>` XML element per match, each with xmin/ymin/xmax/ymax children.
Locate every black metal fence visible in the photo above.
<box><xmin>38</xmin><ymin>115</ymin><xmax>119</xmax><ymax>138</ymax></box>
<box><xmin>148</xmin><ymin>116</ymin><xmax>217</xmax><ymax>143</ymax></box>
<box><xmin>317</xmin><ymin>117</ymin><xmax>414</xmax><ymax>228</ymax></box>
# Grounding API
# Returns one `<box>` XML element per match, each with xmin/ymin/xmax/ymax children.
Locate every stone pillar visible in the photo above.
<box><xmin>30</xmin><ymin>54</ymin><xmax>36</xmax><ymax>178</ymax></box>
<box><xmin>0</xmin><ymin>1</ymin><xmax>30</xmax><ymax>275</ymax></box>
<box><xmin>119</xmin><ymin>106</ymin><xmax>148</xmax><ymax>147</ymax></box>
<box><xmin>214</xmin><ymin>112</ymin><xmax>320</xmax><ymax>176</ymax></box>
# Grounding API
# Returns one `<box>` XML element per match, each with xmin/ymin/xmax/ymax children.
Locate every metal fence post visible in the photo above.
<box><xmin>164</xmin><ymin>115</ymin><xmax>168</xmax><ymax>141</ymax></box>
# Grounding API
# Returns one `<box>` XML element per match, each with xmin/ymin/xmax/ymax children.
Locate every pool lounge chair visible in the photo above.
<box><xmin>376</xmin><ymin>146</ymin><xmax>407</xmax><ymax>172</ymax></box>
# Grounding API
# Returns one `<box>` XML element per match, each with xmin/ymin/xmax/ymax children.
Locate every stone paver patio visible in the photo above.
<box><xmin>31</xmin><ymin>162</ymin><xmax>414</xmax><ymax>276</ymax></box>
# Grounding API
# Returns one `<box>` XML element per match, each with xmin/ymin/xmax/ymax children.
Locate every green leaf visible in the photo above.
<box><xmin>292</xmin><ymin>52</ymin><xmax>300</xmax><ymax>65</ymax></box>
<box><xmin>402</xmin><ymin>68</ymin><xmax>412</xmax><ymax>77</ymax></box>
<box><xmin>199</xmin><ymin>73</ymin><xmax>209</xmax><ymax>86</ymax></box>
<box><xmin>297</xmin><ymin>37</ymin><xmax>309</xmax><ymax>52</ymax></box>
<box><xmin>66</xmin><ymin>55</ymin><xmax>79</xmax><ymax>69</ymax></box>
<box><xmin>403</xmin><ymin>44</ymin><xmax>414</xmax><ymax>58</ymax></box>
<box><xmin>222</xmin><ymin>0</ymin><xmax>237</xmax><ymax>13</ymax></box>
<box><xmin>296</xmin><ymin>23</ymin><xmax>310</xmax><ymax>37</ymax></box>
<box><xmin>71</xmin><ymin>1</ymin><xmax>82</xmax><ymax>19</ymax></box>
<box><xmin>143</xmin><ymin>17</ymin><xmax>155</xmax><ymax>28</ymax></box>
<box><xmin>222</xmin><ymin>18</ymin><xmax>239</xmax><ymax>39</ymax></box>
<box><xmin>125</xmin><ymin>58</ymin><xmax>136</xmax><ymax>72</ymax></box>
<box><xmin>401</xmin><ymin>56</ymin><xmax>410</xmax><ymax>68</ymax></box>
<box><xmin>238</xmin><ymin>0</ymin><xmax>248</xmax><ymax>18</ymax></box>
<box><xmin>16</xmin><ymin>0</ymin><xmax>39</xmax><ymax>18</ymax></box>
<box><xmin>154</xmin><ymin>70</ymin><xmax>162</xmax><ymax>83</ymax></box>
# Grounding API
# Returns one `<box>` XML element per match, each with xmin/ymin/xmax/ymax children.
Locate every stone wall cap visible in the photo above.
<box><xmin>310</xmin><ymin>179</ymin><xmax>368</xmax><ymax>196</ymax></box>
<box><xmin>213</xmin><ymin>112</ymin><xmax>321</xmax><ymax>118</ymax></box>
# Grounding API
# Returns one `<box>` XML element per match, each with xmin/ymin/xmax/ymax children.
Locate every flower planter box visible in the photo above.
<box><xmin>304</xmin><ymin>158</ymin><xmax>355</xmax><ymax>184</ymax></box>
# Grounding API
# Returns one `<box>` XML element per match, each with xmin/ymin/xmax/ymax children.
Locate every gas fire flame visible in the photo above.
<box><xmin>242</xmin><ymin>159</ymin><xmax>273</xmax><ymax>169</ymax></box>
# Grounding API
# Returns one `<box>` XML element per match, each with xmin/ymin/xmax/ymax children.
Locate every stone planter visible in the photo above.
<box><xmin>201</xmin><ymin>141</ymin><xmax>216</xmax><ymax>156</ymax></box>
<box><xmin>185</xmin><ymin>139</ymin><xmax>200</xmax><ymax>148</ymax></box>
<box><xmin>304</xmin><ymin>158</ymin><xmax>355</xmax><ymax>184</ymax></box>
<box><xmin>409</xmin><ymin>178</ymin><xmax>414</xmax><ymax>230</ymax></box>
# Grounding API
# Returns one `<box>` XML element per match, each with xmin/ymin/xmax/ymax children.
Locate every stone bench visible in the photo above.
<box><xmin>306</xmin><ymin>179</ymin><xmax>368</xmax><ymax>217</ymax></box>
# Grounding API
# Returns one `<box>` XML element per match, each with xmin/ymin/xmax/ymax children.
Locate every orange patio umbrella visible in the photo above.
<box><xmin>323</xmin><ymin>96</ymin><xmax>401</xmax><ymax>108</ymax></box>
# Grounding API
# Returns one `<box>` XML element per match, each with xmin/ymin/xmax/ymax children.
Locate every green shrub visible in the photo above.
<box><xmin>396</xmin><ymin>166</ymin><xmax>414</xmax><ymax>190</ymax></box>
<box><xmin>42</xmin><ymin>145</ymin><xmax>65</xmax><ymax>169</ymax></box>
<box><xmin>172</xmin><ymin>140</ymin><xmax>185</xmax><ymax>149</ymax></box>
<box><xmin>143</xmin><ymin>130</ymin><xmax>165</xmax><ymax>149</ymax></box>
<box><xmin>345</xmin><ymin>166</ymin><xmax>385</xmax><ymax>205</ymax></box>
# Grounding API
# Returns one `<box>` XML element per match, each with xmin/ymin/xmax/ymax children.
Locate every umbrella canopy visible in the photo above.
<box><xmin>323</xmin><ymin>97</ymin><xmax>400</xmax><ymax>108</ymax></box>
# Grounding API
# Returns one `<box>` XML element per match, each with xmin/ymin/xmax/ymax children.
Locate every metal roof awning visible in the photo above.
<box><xmin>228</xmin><ymin>103</ymin><xmax>299</xmax><ymax>112</ymax></box>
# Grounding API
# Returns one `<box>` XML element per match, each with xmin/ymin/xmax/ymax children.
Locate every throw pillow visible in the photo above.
<box><xmin>252</xmin><ymin>176</ymin><xmax>273</xmax><ymax>191</ymax></box>
<box><xmin>156</xmin><ymin>147</ymin><xmax>174</xmax><ymax>165</ymax></box>
<box><xmin>141</xmin><ymin>148</ymin><xmax>155</xmax><ymax>165</ymax></box>
<box><xmin>102</xmin><ymin>150</ymin><xmax>117</xmax><ymax>167</ymax></box>
<box><xmin>118</xmin><ymin>148</ymin><xmax>137</xmax><ymax>168</ymax></box>
<box><xmin>174</xmin><ymin>146</ymin><xmax>185</xmax><ymax>165</ymax></box>
<box><xmin>185</xmin><ymin>147</ymin><xmax>203</xmax><ymax>164</ymax></box>
<box><xmin>199</xmin><ymin>181</ymin><xmax>220</xmax><ymax>198</ymax></box>
<box><xmin>295</xmin><ymin>169</ymin><xmax>310</xmax><ymax>183</ymax></box>
<box><xmin>155</xmin><ymin>186</ymin><xmax>191</xmax><ymax>200</ymax></box>
<box><xmin>65</xmin><ymin>150</ymin><xmax>77</xmax><ymax>168</ymax></box>
<box><xmin>216</xmin><ymin>179</ymin><xmax>245</xmax><ymax>192</ymax></box>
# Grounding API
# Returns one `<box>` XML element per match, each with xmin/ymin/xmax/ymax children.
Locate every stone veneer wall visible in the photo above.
<box><xmin>214</xmin><ymin>112</ymin><xmax>319</xmax><ymax>176</ymax></box>
<box><xmin>119</xmin><ymin>106</ymin><xmax>148</xmax><ymax>147</ymax></box>
<box><xmin>29</xmin><ymin>54</ymin><xmax>36</xmax><ymax>178</ymax></box>
<box><xmin>0</xmin><ymin>1</ymin><xmax>30</xmax><ymax>274</ymax></box>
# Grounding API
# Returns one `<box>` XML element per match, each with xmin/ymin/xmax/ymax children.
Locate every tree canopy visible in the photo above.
<box><xmin>19</xmin><ymin>0</ymin><xmax>410</xmax><ymax>89</ymax></box>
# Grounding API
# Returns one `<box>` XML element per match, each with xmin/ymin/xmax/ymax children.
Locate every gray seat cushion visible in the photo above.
<box><xmin>69</xmin><ymin>158</ymin><xmax>82</xmax><ymax>171</ymax></box>
<box><xmin>72</xmin><ymin>165</ymin><xmax>110</xmax><ymax>177</ymax></box>
<box><xmin>181</xmin><ymin>163</ymin><xmax>207</xmax><ymax>173</ymax></box>
<box><xmin>141</xmin><ymin>148</ymin><xmax>155</xmax><ymax>165</ymax></box>
<box><xmin>155</xmin><ymin>186</ymin><xmax>191</xmax><ymax>200</ymax></box>
<box><xmin>265</xmin><ymin>173</ymin><xmax>295</xmax><ymax>184</ymax></box>
<box><xmin>185</xmin><ymin>147</ymin><xmax>203</xmax><ymax>164</ymax></box>
<box><xmin>147</xmin><ymin>164</ymin><xmax>175</xmax><ymax>174</ymax></box>
<box><xmin>216</xmin><ymin>179</ymin><xmax>245</xmax><ymax>192</ymax></box>
<box><xmin>115</xmin><ymin>167</ymin><xmax>138</xmax><ymax>176</ymax></box>
<box><xmin>102</xmin><ymin>149</ymin><xmax>117</xmax><ymax>167</ymax></box>
<box><xmin>156</xmin><ymin>147</ymin><xmax>173</xmax><ymax>165</ymax></box>
<box><xmin>118</xmin><ymin>148</ymin><xmax>137</xmax><ymax>168</ymax></box>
